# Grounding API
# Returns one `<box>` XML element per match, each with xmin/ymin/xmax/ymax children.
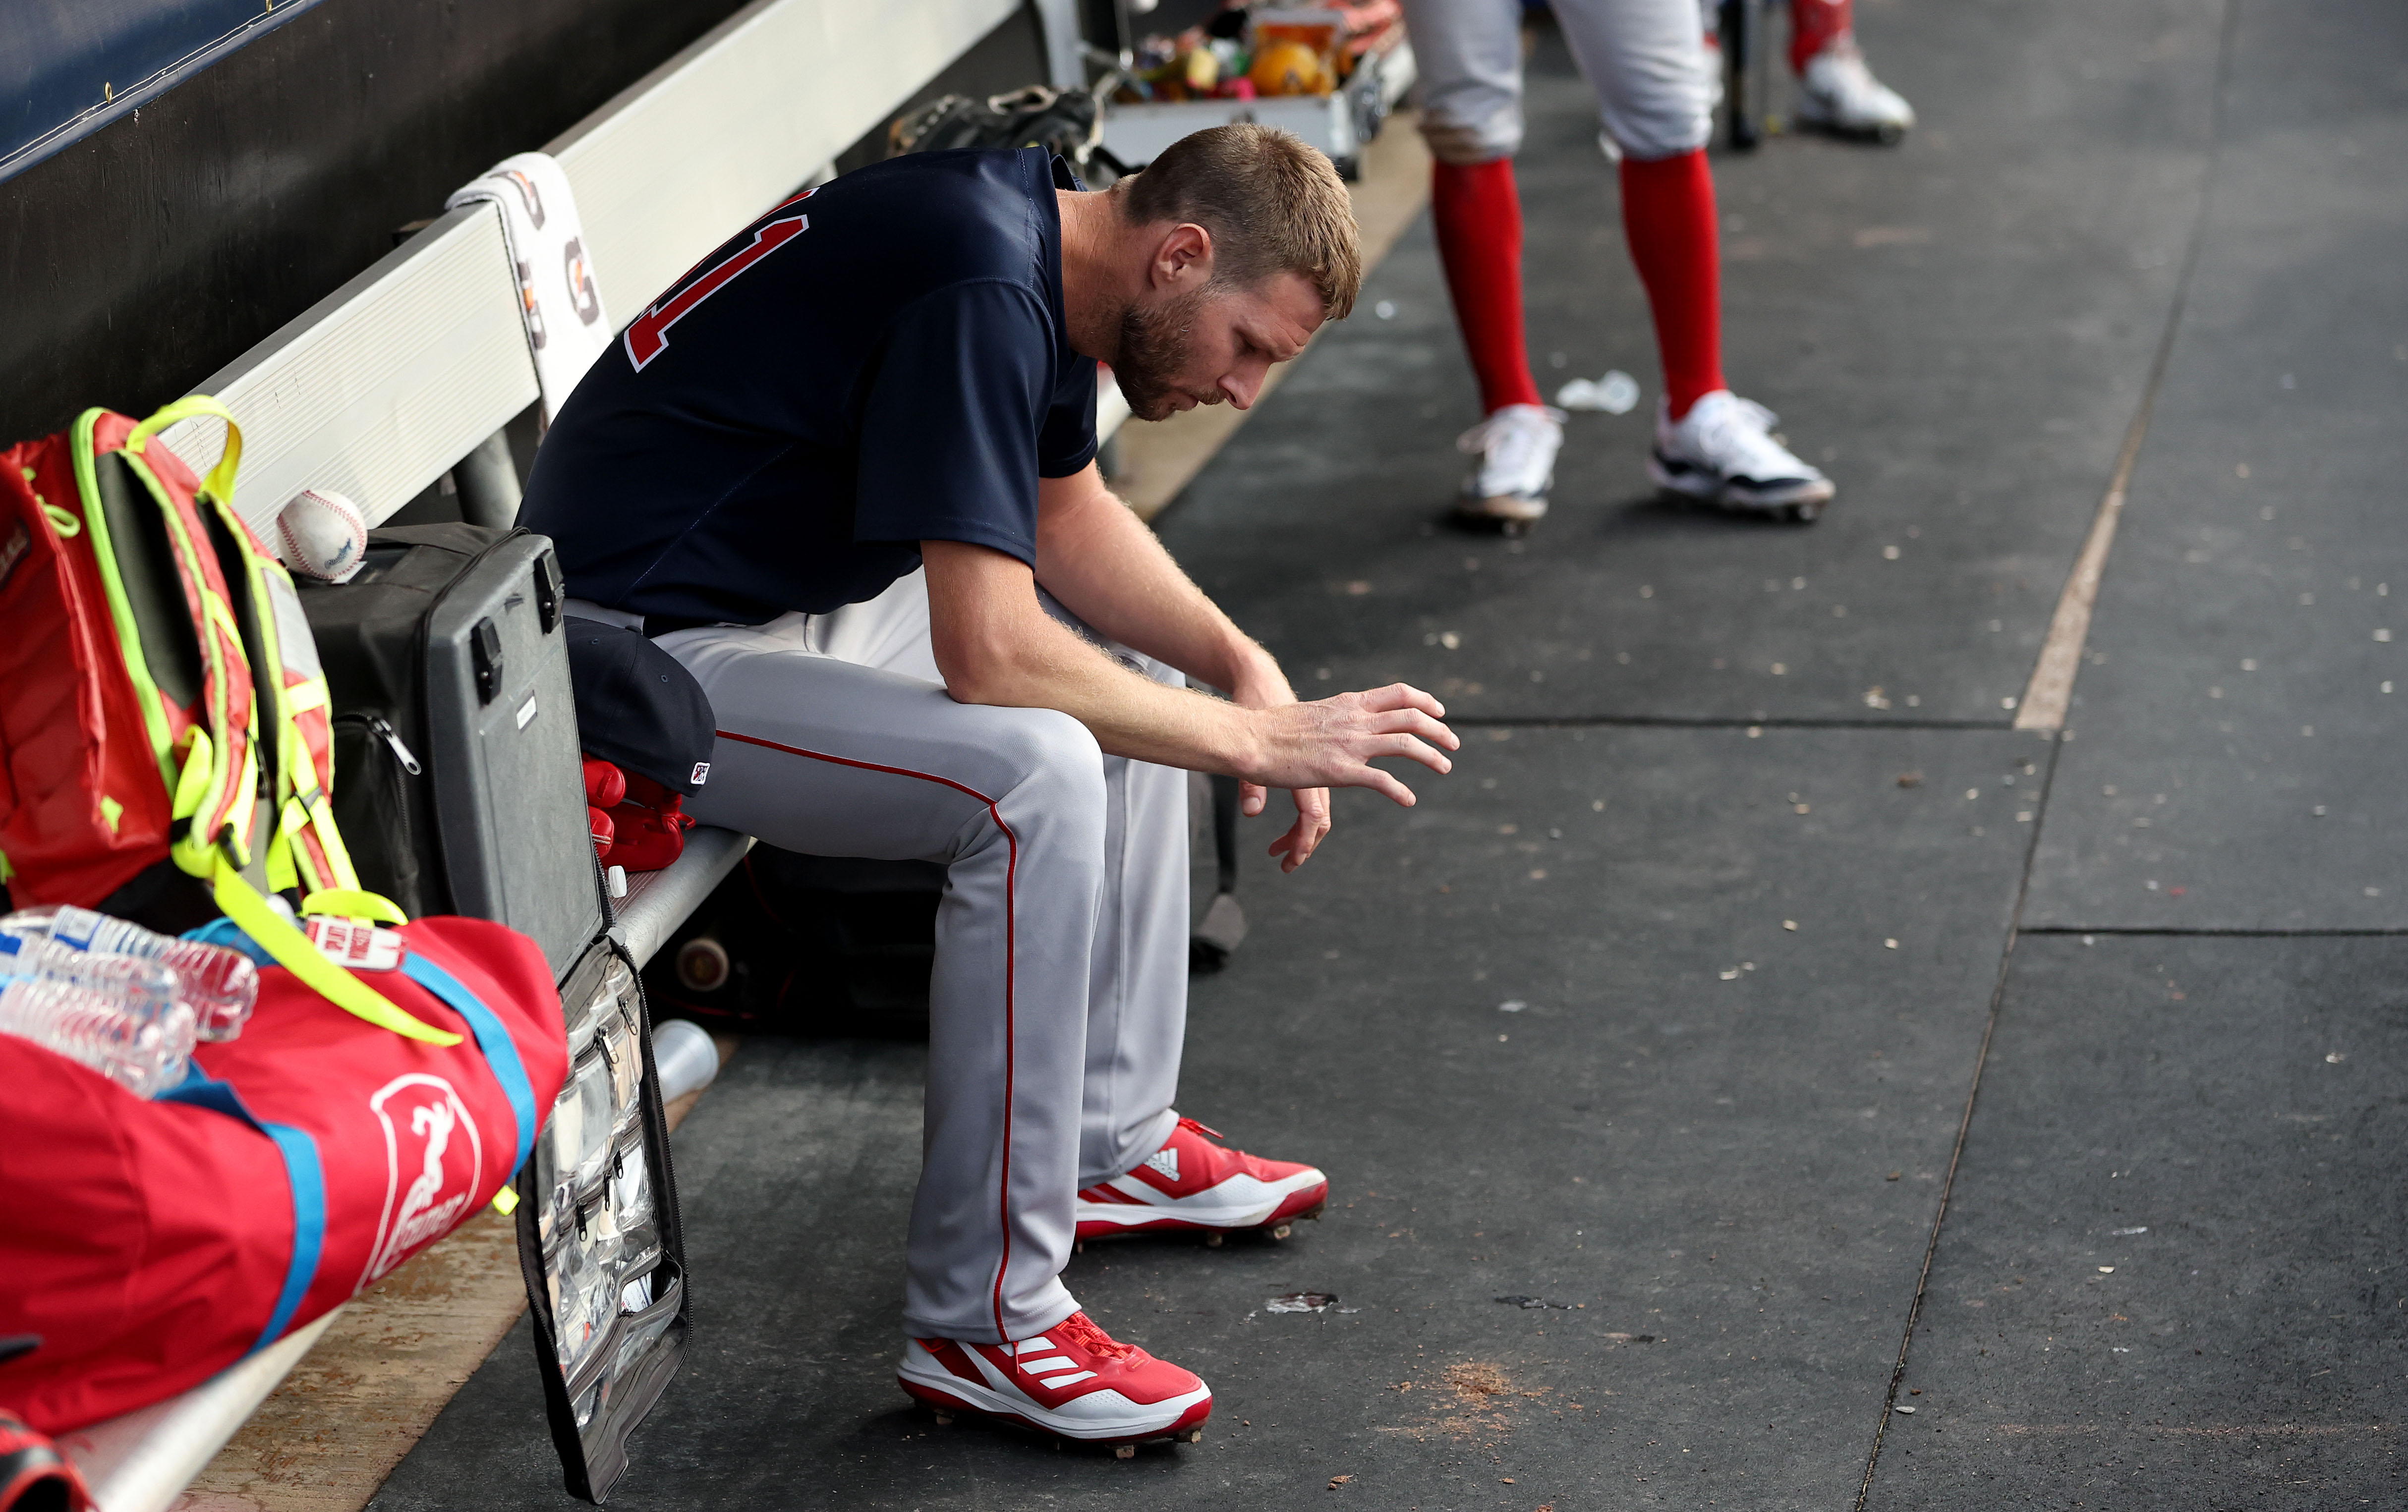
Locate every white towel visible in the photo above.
<box><xmin>447</xmin><ymin>152</ymin><xmax>612</xmax><ymax>421</ymax></box>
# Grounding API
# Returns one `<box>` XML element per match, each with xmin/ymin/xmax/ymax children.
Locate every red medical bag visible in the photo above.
<box><xmin>0</xmin><ymin>916</ymin><xmax>567</xmax><ymax>1434</ymax></box>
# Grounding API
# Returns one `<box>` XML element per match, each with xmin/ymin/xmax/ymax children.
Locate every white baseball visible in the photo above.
<box><xmin>275</xmin><ymin>488</ymin><xmax>368</xmax><ymax>582</ymax></box>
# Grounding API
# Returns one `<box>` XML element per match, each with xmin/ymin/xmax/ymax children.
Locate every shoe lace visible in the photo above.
<box><xmin>1046</xmin><ymin>1311</ymin><xmax>1135</xmax><ymax>1364</ymax></box>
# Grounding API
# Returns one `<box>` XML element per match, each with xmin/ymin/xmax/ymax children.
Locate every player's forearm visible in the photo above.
<box><xmin>946</xmin><ymin>611</ymin><xmax>1262</xmax><ymax>774</ymax></box>
<box><xmin>1034</xmin><ymin>473</ymin><xmax>1277</xmax><ymax>697</ymax></box>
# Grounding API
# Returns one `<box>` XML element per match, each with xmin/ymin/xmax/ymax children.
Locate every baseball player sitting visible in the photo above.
<box><xmin>523</xmin><ymin>125</ymin><xmax>1458</xmax><ymax>1450</ymax></box>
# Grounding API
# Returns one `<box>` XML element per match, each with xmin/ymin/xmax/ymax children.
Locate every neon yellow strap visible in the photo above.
<box><xmin>302</xmin><ymin>789</ymin><xmax>362</xmax><ymax>894</ymax></box>
<box><xmin>171</xmin><ymin>729</ymin><xmax>215</xmax><ymax>822</ymax></box>
<box><xmin>300</xmin><ymin>888</ymin><xmax>409</xmax><ymax>925</ymax></box>
<box><xmin>125</xmin><ymin>395</ymin><xmax>242</xmax><ymax>504</ymax></box>
<box><xmin>212</xmin><ymin>860</ymin><xmax>461</xmax><ymax>1046</ymax></box>
<box><xmin>265</xmin><ymin>800</ymin><xmax>302</xmax><ymax>893</ymax></box>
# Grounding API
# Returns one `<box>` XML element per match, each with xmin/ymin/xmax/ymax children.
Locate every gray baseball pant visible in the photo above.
<box><xmin>645</xmin><ymin>570</ymin><xmax>1191</xmax><ymax>1343</ymax></box>
<box><xmin>1401</xmin><ymin>0</ymin><xmax>1716</xmax><ymax>164</ymax></box>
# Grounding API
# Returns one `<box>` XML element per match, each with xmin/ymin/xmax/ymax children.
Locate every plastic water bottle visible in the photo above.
<box><xmin>0</xmin><ymin>930</ymin><xmax>180</xmax><ymax>1019</ymax></box>
<box><xmin>0</xmin><ymin>975</ymin><xmax>197</xmax><ymax>1097</ymax></box>
<box><xmin>651</xmin><ymin>1018</ymin><xmax>720</xmax><ymax>1105</ymax></box>
<box><xmin>0</xmin><ymin>905</ymin><xmax>259</xmax><ymax>1042</ymax></box>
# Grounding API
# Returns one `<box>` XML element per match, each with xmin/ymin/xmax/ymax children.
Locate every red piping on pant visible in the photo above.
<box><xmin>715</xmin><ymin>728</ymin><xmax>1022</xmax><ymax>1343</ymax></box>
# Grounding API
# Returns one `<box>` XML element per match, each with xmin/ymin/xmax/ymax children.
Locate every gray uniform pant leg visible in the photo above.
<box><xmin>1403</xmin><ymin>0</ymin><xmax>1713</xmax><ymax>165</ymax></box>
<box><xmin>1552</xmin><ymin>0</ymin><xmax>1716</xmax><ymax>161</ymax></box>
<box><xmin>1400</xmin><ymin>0</ymin><xmax>1529</xmax><ymax>165</ymax></box>
<box><xmin>655</xmin><ymin>570</ymin><xmax>1187</xmax><ymax>1342</ymax></box>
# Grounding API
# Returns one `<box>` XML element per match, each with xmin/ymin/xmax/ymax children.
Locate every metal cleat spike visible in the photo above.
<box><xmin>1204</xmin><ymin>1231</ymin><xmax>1224</xmax><ymax>1247</ymax></box>
<box><xmin>1115</xmin><ymin>1443</ymin><xmax>1137</xmax><ymax>1459</ymax></box>
<box><xmin>1267</xmin><ymin>1222</ymin><xmax>1293</xmax><ymax>1240</ymax></box>
<box><xmin>1182</xmin><ymin>1428</ymin><xmax>1205</xmax><ymax>1444</ymax></box>
<box><xmin>932</xmin><ymin>1410</ymin><xmax>954</xmax><ymax>1426</ymax></box>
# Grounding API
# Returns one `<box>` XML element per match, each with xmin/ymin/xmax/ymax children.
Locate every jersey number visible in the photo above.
<box><xmin>624</xmin><ymin>197</ymin><xmax>812</xmax><ymax>371</ymax></box>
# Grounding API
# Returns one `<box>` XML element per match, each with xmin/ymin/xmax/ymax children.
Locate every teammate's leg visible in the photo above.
<box><xmin>1789</xmin><ymin>0</ymin><xmax>1915</xmax><ymax>141</ymax></box>
<box><xmin>1555</xmin><ymin>0</ymin><xmax>1835</xmax><ymax>518</ymax></box>
<box><xmin>1400</xmin><ymin>0</ymin><xmax>1564</xmax><ymax>529</ymax></box>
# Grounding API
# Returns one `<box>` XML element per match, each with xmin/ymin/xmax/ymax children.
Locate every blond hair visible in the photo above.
<box><xmin>1114</xmin><ymin>123</ymin><xmax>1362</xmax><ymax>320</ymax></box>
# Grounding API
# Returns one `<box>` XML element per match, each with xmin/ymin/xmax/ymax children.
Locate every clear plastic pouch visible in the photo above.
<box><xmin>572</xmin><ymin>1374</ymin><xmax>610</xmax><ymax>1432</ymax></box>
<box><xmin>517</xmin><ymin>938</ymin><xmax>686</xmax><ymax>1504</ymax></box>
<box><xmin>616</xmin><ymin>1204</ymin><xmax>661</xmax><ymax>1284</ymax></box>
<box><xmin>596</xmin><ymin>1004</ymin><xmax>640</xmax><ymax>1124</ymax></box>
<box><xmin>568</xmin><ymin>1047</ymin><xmax>614</xmax><ymax>1189</ymax></box>
<box><xmin>611</xmin><ymin>1266</ymin><xmax>681</xmax><ymax>1380</ymax></box>
<box><xmin>609</xmin><ymin>1125</ymin><xmax>652</xmax><ymax>1231</ymax></box>
<box><xmin>549</xmin><ymin>1220</ymin><xmax>613</xmax><ymax>1382</ymax></box>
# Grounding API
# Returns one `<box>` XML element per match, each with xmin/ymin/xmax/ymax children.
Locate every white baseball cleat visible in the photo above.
<box><xmin>899</xmin><ymin>1312</ymin><xmax>1212</xmax><ymax>1447</ymax></box>
<box><xmin>1793</xmin><ymin>39</ymin><xmax>1916</xmax><ymax>144</ymax></box>
<box><xmin>1077</xmin><ymin>1117</ymin><xmax>1328</xmax><ymax>1241</ymax></box>
<box><xmin>1649</xmin><ymin>391</ymin><xmax>1835</xmax><ymax>522</ymax></box>
<box><xmin>1453</xmin><ymin>403</ymin><xmax>1566</xmax><ymax>534</ymax></box>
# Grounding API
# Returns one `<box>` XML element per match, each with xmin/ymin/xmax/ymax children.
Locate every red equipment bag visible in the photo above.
<box><xmin>0</xmin><ymin>917</ymin><xmax>567</xmax><ymax>1434</ymax></box>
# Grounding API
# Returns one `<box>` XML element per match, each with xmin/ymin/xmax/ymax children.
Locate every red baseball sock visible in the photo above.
<box><xmin>1791</xmin><ymin>0</ymin><xmax>1853</xmax><ymax>74</ymax></box>
<box><xmin>1618</xmin><ymin>150</ymin><xmax>1725</xmax><ymax>420</ymax></box>
<box><xmin>1430</xmin><ymin>158</ymin><xmax>1544</xmax><ymax>414</ymax></box>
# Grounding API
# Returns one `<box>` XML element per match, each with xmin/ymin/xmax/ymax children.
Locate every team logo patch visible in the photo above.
<box><xmin>358</xmin><ymin>1073</ymin><xmax>486</xmax><ymax>1290</ymax></box>
<box><xmin>690</xmin><ymin>761</ymin><xmax>710</xmax><ymax>786</ymax></box>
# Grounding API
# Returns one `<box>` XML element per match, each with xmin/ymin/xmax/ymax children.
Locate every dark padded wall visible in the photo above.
<box><xmin>0</xmin><ymin>0</ymin><xmax>1059</xmax><ymax>448</ymax></box>
<box><xmin>0</xmin><ymin>0</ymin><xmax>762</xmax><ymax>445</ymax></box>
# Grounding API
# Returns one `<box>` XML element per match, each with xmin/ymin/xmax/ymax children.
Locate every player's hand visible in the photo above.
<box><xmin>1263</xmin><ymin>784</ymin><xmax>1332</xmax><ymax>873</ymax></box>
<box><xmin>1223</xmin><ymin>661</ymin><xmax>1323</xmax><ymax>868</ymax></box>
<box><xmin>1239</xmin><ymin>683</ymin><xmax>1457</xmax><ymax>813</ymax></box>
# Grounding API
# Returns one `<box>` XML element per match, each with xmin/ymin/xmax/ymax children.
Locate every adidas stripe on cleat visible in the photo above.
<box><xmin>1076</xmin><ymin>1117</ymin><xmax>1328</xmax><ymax>1239</ymax></box>
<box><xmin>898</xmin><ymin>1312</ymin><xmax>1211</xmax><ymax>1444</ymax></box>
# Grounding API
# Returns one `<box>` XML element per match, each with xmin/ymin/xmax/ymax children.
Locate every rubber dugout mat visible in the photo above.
<box><xmin>2024</xmin><ymin>0</ymin><xmax>2408</xmax><ymax>930</ymax></box>
<box><xmin>1862</xmin><ymin>934</ymin><xmax>2408</xmax><ymax>1510</ymax></box>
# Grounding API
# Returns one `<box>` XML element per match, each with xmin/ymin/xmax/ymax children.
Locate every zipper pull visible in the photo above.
<box><xmin>367</xmin><ymin>714</ymin><xmax>423</xmax><ymax>776</ymax></box>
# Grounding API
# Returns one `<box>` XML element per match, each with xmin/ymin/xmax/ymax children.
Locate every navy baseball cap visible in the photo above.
<box><xmin>564</xmin><ymin>618</ymin><xmax>717</xmax><ymax>795</ymax></box>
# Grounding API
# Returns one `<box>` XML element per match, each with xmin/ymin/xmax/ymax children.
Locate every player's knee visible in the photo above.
<box><xmin>1612</xmin><ymin>111</ymin><xmax>1713</xmax><ymax>161</ymax></box>
<box><xmin>1604</xmin><ymin>58</ymin><xmax>1716</xmax><ymax>160</ymax></box>
<box><xmin>992</xmin><ymin>707</ymin><xmax>1107</xmax><ymax>814</ymax></box>
<box><xmin>1418</xmin><ymin>93</ymin><xmax>1524</xmax><ymax>166</ymax></box>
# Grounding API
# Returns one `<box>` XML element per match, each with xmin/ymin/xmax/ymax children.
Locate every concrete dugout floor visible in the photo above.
<box><xmin>375</xmin><ymin>0</ymin><xmax>2406</xmax><ymax>1506</ymax></box>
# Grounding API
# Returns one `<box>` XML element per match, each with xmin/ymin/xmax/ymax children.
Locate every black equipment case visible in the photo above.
<box><xmin>297</xmin><ymin>522</ymin><xmax>592</xmax><ymax>974</ymax></box>
<box><xmin>296</xmin><ymin>521</ymin><xmax>688</xmax><ymax>1502</ymax></box>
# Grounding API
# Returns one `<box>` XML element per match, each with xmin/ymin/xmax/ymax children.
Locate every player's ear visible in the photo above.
<box><xmin>1149</xmin><ymin>222</ymin><xmax>1214</xmax><ymax>292</ymax></box>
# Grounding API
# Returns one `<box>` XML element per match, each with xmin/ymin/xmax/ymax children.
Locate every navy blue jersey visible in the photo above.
<box><xmin>522</xmin><ymin>148</ymin><xmax>1098</xmax><ymax>626</ymax></box>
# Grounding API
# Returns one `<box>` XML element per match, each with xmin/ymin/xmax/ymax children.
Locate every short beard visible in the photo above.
<box><xmin>1112</xmin><ymin>287</ymin><xmax>1213</xmax><ymax>422</ymax></box>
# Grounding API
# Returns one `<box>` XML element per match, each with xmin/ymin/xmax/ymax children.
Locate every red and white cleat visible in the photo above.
<box><xmin>898</xmin><ymin>1312</ymin><xmax>1212</xmax><ymax>1447</ymax></box>
<box><xmin>1076</xmin><ymin>1118</ymin><xmax>1328</xmax><ymax>1241</ymax></box>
